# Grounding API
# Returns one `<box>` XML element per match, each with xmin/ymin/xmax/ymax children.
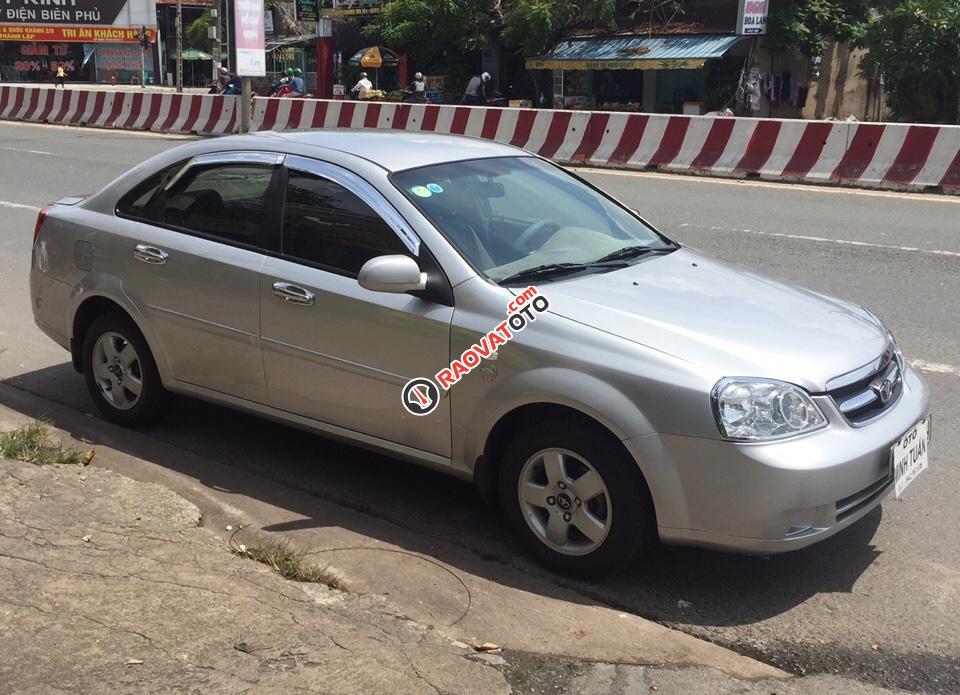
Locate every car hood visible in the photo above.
<box><xmin>542</xmin><ymin>248</ymin><xmax>887</xmax><ymax>392</ymax></box>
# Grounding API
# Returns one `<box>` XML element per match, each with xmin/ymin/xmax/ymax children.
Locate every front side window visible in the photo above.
<box><xmin>392</xmin><ymin>157</ymin><xmax>674</xmax><ymax>284</ymax></box>
<box><xmin>282</xmin><ymin>169</ymin><xmax>410</xmax><ymax>275</ymax></box>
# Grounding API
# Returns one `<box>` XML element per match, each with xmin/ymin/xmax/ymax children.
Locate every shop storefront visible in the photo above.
<box><xmin>0</xmin><ymin>0</ymin><xmax>157</xmax><ymax>83</ymax></box>
<box><xmin>527</xmin><ymin>34</ymin><xmax>748</xmax><ymax>114</ymax></box>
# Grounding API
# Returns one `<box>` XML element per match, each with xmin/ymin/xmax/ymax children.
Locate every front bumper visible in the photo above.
<box><xmin>625</xmin><ymin>365</ymin><xmax>930</xmax><ymax>554</ymax></box>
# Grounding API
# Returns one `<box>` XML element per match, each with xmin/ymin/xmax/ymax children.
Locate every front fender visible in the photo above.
<box><xmin>455</xmin><ymin>365</ymin><xmax>654</xmax><ymax>469</ymax></box>
<box><xmin>454</xmin><ymin>366</ymin><xmax>689</xmax><ymax>530</ymax></box>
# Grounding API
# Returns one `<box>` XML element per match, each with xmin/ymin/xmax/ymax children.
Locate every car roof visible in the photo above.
<box><xmin>249</xmin><ymin>129</ymin><xmax>528</xmax><ymax>173</ymax></box>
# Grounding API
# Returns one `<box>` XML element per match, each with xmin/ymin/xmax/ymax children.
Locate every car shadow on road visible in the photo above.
<box><xmin>2</xmin><ymin>363</ymin><xmax>883</xmax><ymax>633</ymax></box>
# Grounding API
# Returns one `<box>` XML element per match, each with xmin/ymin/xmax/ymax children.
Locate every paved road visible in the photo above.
<box><xmin>1</xmin><ymin>122</ymin><xmax>957</xmax><ymax>693</ymax></box>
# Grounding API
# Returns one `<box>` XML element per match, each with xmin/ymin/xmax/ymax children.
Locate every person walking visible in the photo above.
<box><xmin>55</xmin><ymin>64</ymin><xmax>66</xmax><ymax>89</ymax></box>
<box><xmin>460</xmin><ymin>71</ymin><xmax>491</xmax><ymax>105</ymax></box>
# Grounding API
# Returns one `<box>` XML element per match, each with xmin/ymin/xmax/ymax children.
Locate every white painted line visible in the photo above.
<box><xmin>0</xmin><ymin>201</ymin><xmax>40</xmax><ymax>211</ymax></box>
<box><xmin>678</xmin><ymin>223</ymin><xmax>960</xmax><ymax>259</ymax></box>
<box><xmin>573</xmin><ymin>166</ymin><xmax>960</xmax><ymax>204</ymax></box>
<box><xmin>0</xmin><ymin>119</ymin><xmax>194</xmax><ymax>139</ymax></box>
<box><xmin>0</xmin><ymin>145</ymin><xmax>54</xmax><ymax>155</ymax></box>
<box><xmin>911</xmin><ymin>360</ymin><xmax>960</xmax><ymax>377</ymax></box>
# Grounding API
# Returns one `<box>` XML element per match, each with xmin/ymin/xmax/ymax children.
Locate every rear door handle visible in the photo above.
<box><xmin>272</xmin><ymin>281</ymin><xmax>315</xmax><ymax>306</ymax></box>
<box><xmin>134</xmin><ymin>244</ymin><xmax>169</xmax><ymax>265</ymax></box>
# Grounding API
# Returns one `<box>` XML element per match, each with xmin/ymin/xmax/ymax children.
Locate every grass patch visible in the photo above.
<box><xmin>0</xmin><ymin>420</ymin><xmax>84</xmax><ymax>465</ymax></box>
<box><xmin>234</xmin><ymin>541</ymin><xmax>345</xmax><ymax>590</ymax></box>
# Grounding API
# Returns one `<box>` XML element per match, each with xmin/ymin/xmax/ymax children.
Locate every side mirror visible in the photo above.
<box><xmin>358</xmin><ymin>255</ymin><xmax>427</xmax><ymax>294</ymax></box>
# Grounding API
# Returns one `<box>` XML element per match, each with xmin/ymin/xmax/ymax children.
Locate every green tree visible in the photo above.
<box><xmin>500</xmin><ymin>0</ymin><xmax>616</xmax><ymax>56</ymax></box>
<box><xmin>363</xmin><ymin>0</ymin><xmax>501</xmax><ymax>68</ymax></box>
<box><xmin>186</xmin><ymin>10</ymin><xmax>213</xmax><ymax>47</ymax></box>
<box><xmin>859</xmin><ymin>0</ymin><xmax>960</xmax><ymax>123</ymax></box>
<box><xmin>766</xmin><ymin>0</ymin><xmax>874</xmax><ymax>56</ymax></box>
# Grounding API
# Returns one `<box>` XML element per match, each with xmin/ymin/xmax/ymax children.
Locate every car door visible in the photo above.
<box><xmin>115</xmin><ymin>151</ymin><xmax>283</xmax><ymax>404</ymax></box>
<box><xmin>259</xmin><ymin>155</ymin><xmax>454</xmax><ymax>457</ymax></box>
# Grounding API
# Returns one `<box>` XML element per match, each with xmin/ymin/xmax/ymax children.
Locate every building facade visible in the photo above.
<box><xmin>1</xmin><ymin>0</ymin><xmax>158</xmax><ymax>83</ymax></box>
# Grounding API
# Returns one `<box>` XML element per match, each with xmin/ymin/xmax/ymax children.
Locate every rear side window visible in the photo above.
<box><xmin>282</xmin><ymin>169</ymin><xmax>410</xmax><ymax>275</ymax></box>
<box><xmin>162</xmin><ymin>165</ymin><xmax>275</xmax><ymax>246</ymax></box>
<box><xmin>120</xmin><ymin>163</ymin><xmax>276</xmax><ymax>248</ymax></box>
<box><xmin>116</xmin><ymin>161</ymin><xmax>184</xmax><ymax>219</ymax></box>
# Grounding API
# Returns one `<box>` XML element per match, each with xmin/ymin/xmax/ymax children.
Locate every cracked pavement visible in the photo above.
<box><xmin>0</xmin><ymin>460</ymin><xmax>511</xmax><ymax>694</ymax></box>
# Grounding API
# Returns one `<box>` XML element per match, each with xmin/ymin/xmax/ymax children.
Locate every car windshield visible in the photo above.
<box><xmin>391</xmin><ymin>157</ymin><xmax>674</xmax><ymax>284</ymax></box>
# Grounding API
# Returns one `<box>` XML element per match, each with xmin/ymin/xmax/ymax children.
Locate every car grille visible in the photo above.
<box><xmin>825</xmin><ymin>345</ymin><xmax>903</xmax><ymax>426</ymax></box>
<box><xmin>835</xmin><ymin>471</ymin><xmax>893</xmax><ymax>522</ymax></box>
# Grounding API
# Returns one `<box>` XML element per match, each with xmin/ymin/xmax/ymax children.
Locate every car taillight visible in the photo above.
<box><xmin>33</xmin><ymin>207</ymin><xmax>49</xmax><ymax>246</ymax></box>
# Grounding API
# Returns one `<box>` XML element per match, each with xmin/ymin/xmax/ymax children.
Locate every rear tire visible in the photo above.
<box><xmin>498</xmin><ymin>417</ymin><xmax>656</xmax><ymax>576</ymax></box>
<box><xmin>82</xmin><ymin>313</ymin><xmax>167</xmax><ymax>426</ymax></box>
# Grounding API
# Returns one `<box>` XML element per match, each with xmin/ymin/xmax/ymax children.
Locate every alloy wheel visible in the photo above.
<box><xmin>92</xmin><ymin>331</ymin><xmax>143</xmax><ymax>411</ymax></box>
<box><xmin>517</xmin><ymin>447</ymin><xmax>612</xmax><ymax>556</ymax></box>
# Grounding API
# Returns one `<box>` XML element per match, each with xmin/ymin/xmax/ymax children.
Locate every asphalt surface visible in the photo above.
<box><xmin>1</xmin><ymin>121</ymin><xmax>957</xmax><ymax>693</ymax></box>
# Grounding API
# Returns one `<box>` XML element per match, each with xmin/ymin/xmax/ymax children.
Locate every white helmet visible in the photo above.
<box><xmin>414</xmin><ymin>72</ymin><xmax>423</xmax><ymax>80</ymax></box>
<box><xmin>481</xmin><ymin>71</ymin><xmax>491</xmax><ymax>82</ymax></box>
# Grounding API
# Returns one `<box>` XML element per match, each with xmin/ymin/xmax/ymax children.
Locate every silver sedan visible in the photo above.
<box><xmin>30</xmin><ymin>131</ymin><xmax>931</xmax><ymax>575</ymax></box>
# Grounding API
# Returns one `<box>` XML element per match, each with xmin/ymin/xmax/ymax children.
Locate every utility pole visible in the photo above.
<box><xmin>138</xmin><ymin>26</ymin><xmax>146</xmax><ymax>88</ymax></box>
<box><xmin>211</xmin><ymin>1</ymin><xmax>222</xmax><ymax>82</ymax></box>
<box><xmin>175</xmin><ymin>0</ymin><xmax>183</xmax><ymax>92</ymax></box>
<box><xmin>240</xmin><ymin>78</ymin><xmax>251</xmax><ymax>132</ymax></box>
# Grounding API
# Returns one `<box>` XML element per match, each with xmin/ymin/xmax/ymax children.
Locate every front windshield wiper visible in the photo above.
<box><xmin>497</xmin><ymin>261</ymin><xmax>627</xmax><ymax>286</ymax></box>
<box><xmin>593</xmin><ymin>245</ymin><xmax>677</xmax><ymax>264</ymax></box>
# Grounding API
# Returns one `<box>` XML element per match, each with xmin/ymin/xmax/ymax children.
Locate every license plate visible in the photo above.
<box><xmin>892</xmin><ymin>417</ymin><xmax>930</xmax><ymax>498</ymax></box>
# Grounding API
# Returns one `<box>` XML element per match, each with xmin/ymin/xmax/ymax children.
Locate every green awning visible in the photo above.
<box><xmin>527</xmin><ymin>34</ymin><xmax>745</xmax><ymax>70</ymax></box>
<box><xmin>170</xmin><ymin>48</ymin><xmax>213</xmax><ymax>60</ymax></box>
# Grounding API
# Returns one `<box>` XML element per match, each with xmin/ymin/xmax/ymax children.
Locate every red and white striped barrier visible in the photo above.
<box><xmin>250</xmin><ymin>98</ymin><xmax>960</xmax><ymax>194</ymax></box>
<box><xmin>0</xmin><ymin>86</ymin><xmax>237</xmax><ymax>135</ymax></box>
<box><xmin>2</xmin><ymin>84</ymin><xmax>958</xmax><ymax>194</ymax></box>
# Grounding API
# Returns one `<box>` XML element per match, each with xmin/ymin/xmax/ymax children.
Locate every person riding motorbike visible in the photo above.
<box><xmin>351</xmin><ymin>72</ymin><xmax>373</xmax><ymax>99</ymax></box>
<box><xmin>403</xmin><ymin>71</ymin><xmax>427</xmax><ymax>103</ymax></box>
<box><xmin>208</xmin><ymin>67</ymin><xmax>230</xmax><ymax>95</ymax></box>
<box><xmin>461</xmin><ymin>71</ymin><xmax>491</xmax><ymax>105</ymax></box>
<box><xmin>284</xmin><ymin>68</ymin><xmax>305</xmax><ymax>98</ymax></box>
<box><xmin>219</xmin><ymin>67</ymin><xmax>241</xmax><ymax>96</ymax></box>
<box><xmin>269</xmin><ymin>68</ymin><xmax>294</xmax><ymax>97</ymax></box>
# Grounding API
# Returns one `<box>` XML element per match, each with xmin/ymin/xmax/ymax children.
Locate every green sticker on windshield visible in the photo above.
<box><xmin>411</xmin><ymin>185</ymin><xmax>432</xmax><ymax>198</ymax></box>
<box><xmin>426</xmin><ymin>183</ymin><xmax>444</xmax><ymax>193</ymax></box>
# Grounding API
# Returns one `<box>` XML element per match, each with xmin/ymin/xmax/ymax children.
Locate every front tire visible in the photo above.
<box><xmin>499</xmin><ymin>418</ymin><xmax>656</xmax><ymax>576</ymax></box>
<box><xmin>82</xmin><ymin>313</ymin><xmax>167</xmax><ymax>426</ymax></box>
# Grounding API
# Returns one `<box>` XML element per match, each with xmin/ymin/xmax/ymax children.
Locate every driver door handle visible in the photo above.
<box><xmin>272</xmin><ymin>281</ymin><xmax>316</xmax><ymax>306</ymax></box>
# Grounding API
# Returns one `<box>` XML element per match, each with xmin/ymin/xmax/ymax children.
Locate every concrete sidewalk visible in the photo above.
<box><xmin>0</xmin><ymin>389</ymin><xmax>911</xmax><ymax>694</ymax></box>
<box><xmin>0</xmin><ymin>458</ymin><xmax>511</xmax><ymax>693</ymax></box>
<box><xmin>0</xmin><ymin>384</ymin><xmax>785</xmax><ymax>684</ymax></box>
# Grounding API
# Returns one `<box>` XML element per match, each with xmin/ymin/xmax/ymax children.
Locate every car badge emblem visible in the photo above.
<box><xmin>872</xmin><ymin>377</ymin><xmax>894</xmax><ymax>404</ymax></box>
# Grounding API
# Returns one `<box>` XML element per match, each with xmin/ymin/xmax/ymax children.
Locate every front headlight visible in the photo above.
<box><xmin>712</xmin><ymin>378</ymin><xmax>827</xmax><ymax>441</ymax></box>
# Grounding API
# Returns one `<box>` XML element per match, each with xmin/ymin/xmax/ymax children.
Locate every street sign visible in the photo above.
<box><xmin>736</xmin><ymin>0</ymin><xmax>768</xmax><ymax>35</ymax></box>
<box><xmin>234</xmin><ymin>0</ymin><xmax>265</xmax><ymax>76</ymax></box>
<box><xmin>294</xmin><ymin>0</ymin><xmax>318</xmax><ymax>23</ymax></box>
